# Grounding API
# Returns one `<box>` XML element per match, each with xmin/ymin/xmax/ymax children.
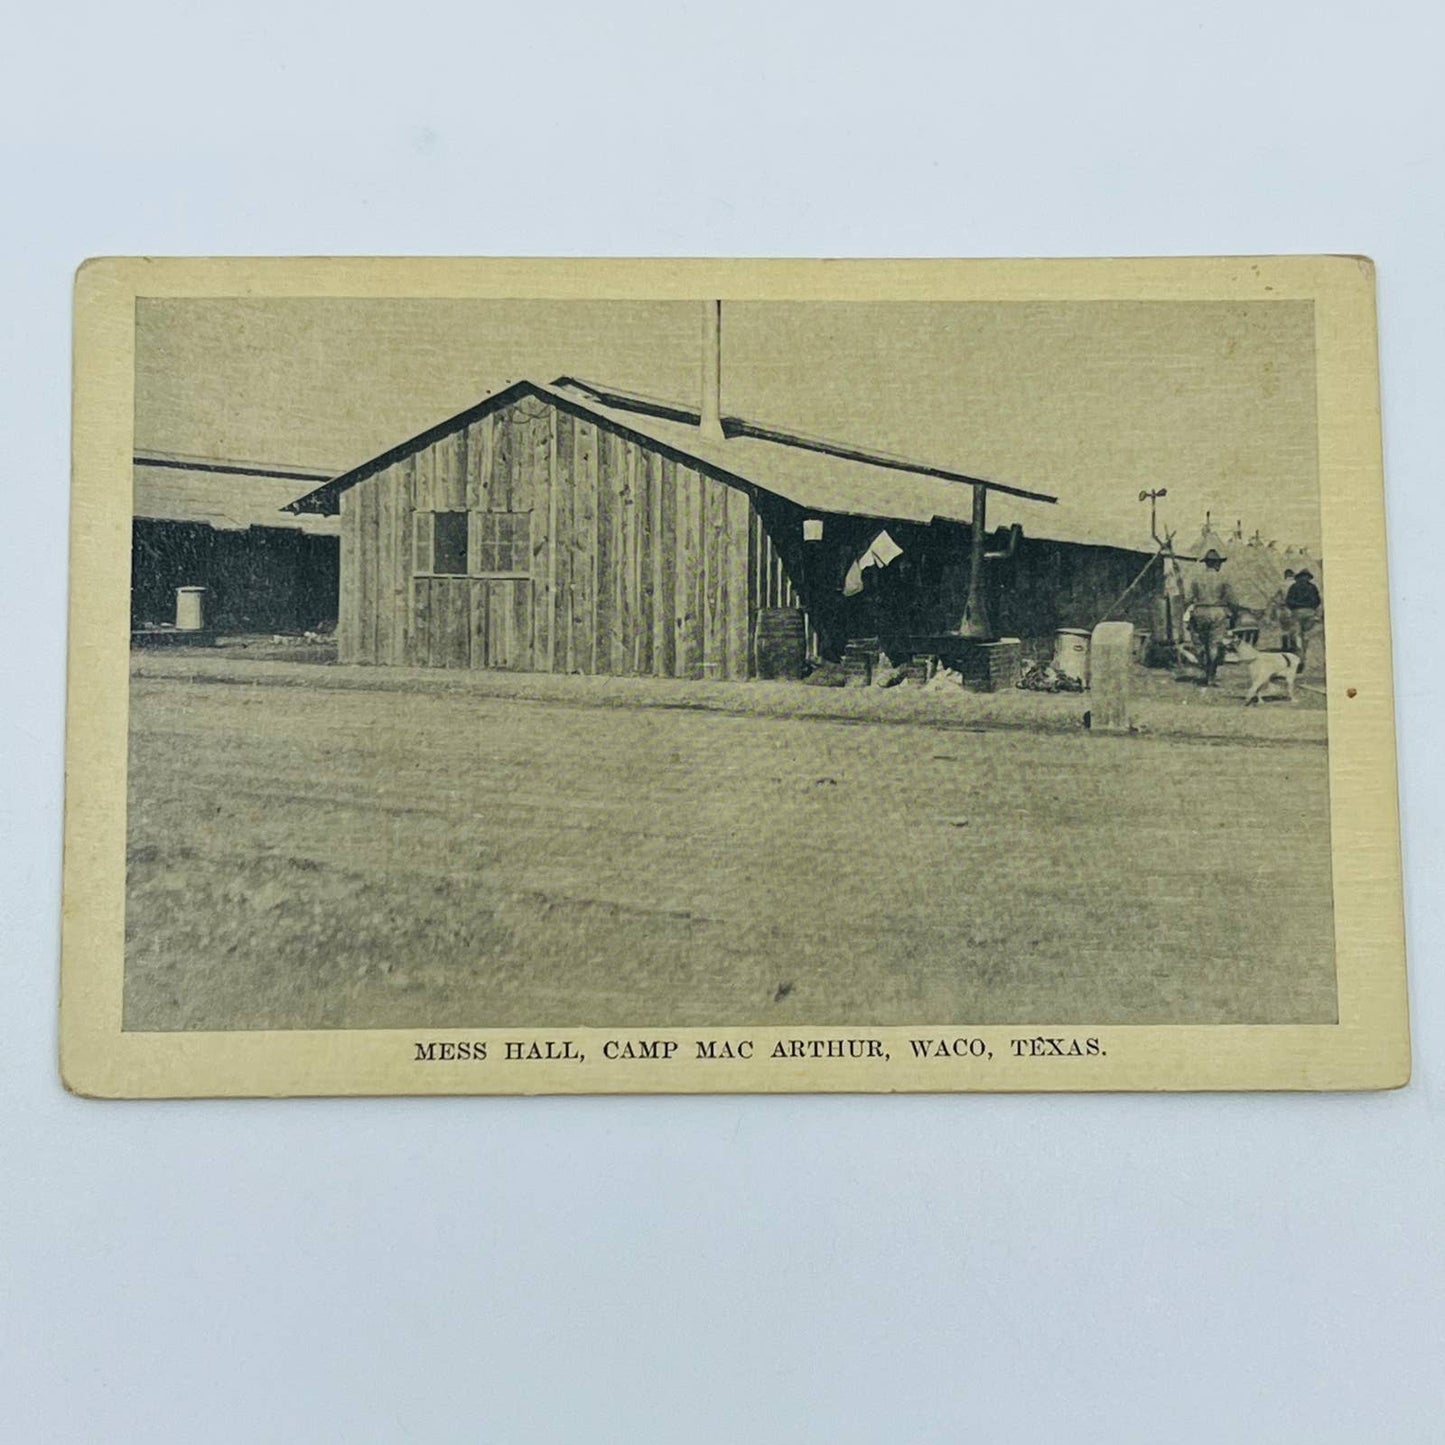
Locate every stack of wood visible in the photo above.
<box><xmin>903</xmin><ymin>655</ymin><xmax>935</xmax><ymax>686</ymax></box>
<box><xmin>843</xmin><ymin>637</ymin><xmax>879</xmax><ymax>687</ymax></box>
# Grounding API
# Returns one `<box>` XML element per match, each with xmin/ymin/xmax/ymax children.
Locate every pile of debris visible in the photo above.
<box><xmin>803</xmin><ymin>648</ymin><xmax>932</xmax><ymax>690</ymax></box>
<box><xmin>923</xmin><ymin>667</ymin><xmax>966</xmax><ymax>692</ymax></box>
<box><xmin>803</xmin><ymin>629</ymin><xmax>1047</xmax><ymax>695</ymax></box>
<box><xmin>1016</xmin><ymin>659</ymin><xmax>1085</xmax><ymax>694</ymax></box>
<box><xmin>802</xmin><ymin>658</ymin><xmax>848</xmax><ymax>688</ymax></box>
<box><xmin>268</xmin><ymin>630</ymin><xmax>333</xmax><ymax>646</ymax></box>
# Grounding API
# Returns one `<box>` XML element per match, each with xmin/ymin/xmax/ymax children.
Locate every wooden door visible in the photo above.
<box><xmin>467</xmin><ymin>578</ymin><xmax>535</xmax><ymax>670</ymax></box>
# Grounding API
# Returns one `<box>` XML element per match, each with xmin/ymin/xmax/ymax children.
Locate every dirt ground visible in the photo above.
<box><xmin>123</xmin><ymin>657</ymin><xmax>1337</xmax><ymax>1031</ymax></box>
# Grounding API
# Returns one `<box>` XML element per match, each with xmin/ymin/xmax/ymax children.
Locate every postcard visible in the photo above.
<box><xmin>61</xmin><ymin>256</ymin><xmax>1408</xmax><ymax>1094</ymax></box>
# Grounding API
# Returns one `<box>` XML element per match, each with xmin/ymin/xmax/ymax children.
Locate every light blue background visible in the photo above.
<box><xmin>3</xmin><ymin>3</ymin><xmax>1441</xmax><ymax>1440</ymax></box>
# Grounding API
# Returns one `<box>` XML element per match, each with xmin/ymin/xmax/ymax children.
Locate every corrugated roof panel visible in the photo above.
<box><xmin>539</xmin><ymin>382</ymin><xmax>1144</xmax><ymax>552</ymax></box>
<box><xmin>133</xmin><ymin>462</ymin><xmax>340</xmax><ymax>536</ymax></box>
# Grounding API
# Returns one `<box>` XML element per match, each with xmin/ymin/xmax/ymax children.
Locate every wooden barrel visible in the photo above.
<box><xmin>754</xmin><ymin>607</ymin><xmax>806</xmax><ymax>680</ymax></box>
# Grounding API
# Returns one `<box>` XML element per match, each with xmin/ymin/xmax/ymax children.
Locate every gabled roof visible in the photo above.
<box><xmin>1180</xmin><ymin>522</ymin><xmax>1232</xmax><ymax>565</ymax></box>
<box><xmin>286</xmin><ymin>377</ymin><xmax>1150</xmax><ymax>553</ymax></box>
<box><xmin>135</xmin><ymin>452</ymin><xmax>340</xmax><ymax>536</ymax></box>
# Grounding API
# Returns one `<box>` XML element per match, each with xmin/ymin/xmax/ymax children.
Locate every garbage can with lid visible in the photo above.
<box><xmin>1052</xmin><ymin>628</ymin><xmax>1091</xmax><ymax>686</ymax></box>
<box><xmin>175</xmin><ymin>587</ymin><xmax>207</xmax><ymax>632</ymax></box>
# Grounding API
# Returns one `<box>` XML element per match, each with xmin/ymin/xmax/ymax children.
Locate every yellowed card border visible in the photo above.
<box><xmin>60</xmin><ymin>256</ymin><xmax>1409</xmax><ymax>1096</ymax></box>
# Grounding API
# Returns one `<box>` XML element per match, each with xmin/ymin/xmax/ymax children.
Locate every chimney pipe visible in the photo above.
<box><xmin>700</xmin><ymin>299</ymin><xmax>724</xmax><ymax>442</ymax></box>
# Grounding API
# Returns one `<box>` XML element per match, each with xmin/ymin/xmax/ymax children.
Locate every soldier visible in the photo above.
<box><xmin>1183</xmin><ymin>548</ymin><xmax>1238</xmax><ymax>688</ymax></box>
<box><xmin>1282</xmin><ymin>567</ymin><xmax>1323</xmax><ymax>670</ymax></box>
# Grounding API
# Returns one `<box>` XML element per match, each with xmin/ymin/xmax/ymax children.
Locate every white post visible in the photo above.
<box><xmin>1089</xmin><ymin>622</ymin><xmax>1134</xmax><ymax>732</ymax></box>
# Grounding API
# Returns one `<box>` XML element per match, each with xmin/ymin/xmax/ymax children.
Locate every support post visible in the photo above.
<box><xmin>958</xmin><ymin>482</ymin><xmax>993</xmax><ymax>640</ymax></box>
<box><xmin>700</xmin><ymin>300</ymin><xmax>724</xmax><ymax>443</ymax></box>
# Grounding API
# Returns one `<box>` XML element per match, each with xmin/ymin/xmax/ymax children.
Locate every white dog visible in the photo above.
<box><xmin>1228</xmin><ymin>637</ymin><xmax>1301</xmax><ymax>705</ymax></box>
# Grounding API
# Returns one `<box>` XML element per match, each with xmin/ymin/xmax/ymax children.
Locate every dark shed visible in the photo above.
<box><xmin>133</xmin><ymin>453</ymin><xmax>340</xmax><ymax>633</ymax></box>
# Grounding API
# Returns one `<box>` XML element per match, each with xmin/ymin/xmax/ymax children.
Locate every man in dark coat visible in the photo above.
<box><xmin>1282</xmin><ymin>567</ymin><xmax>1323</xmax><ymax>670</ymax></box>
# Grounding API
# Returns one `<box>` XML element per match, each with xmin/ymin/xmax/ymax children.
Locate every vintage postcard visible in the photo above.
<box><xmin>61</xmin><ymin>256</ymin><xmax>1408</xmax><ymax>1095</ymax></box>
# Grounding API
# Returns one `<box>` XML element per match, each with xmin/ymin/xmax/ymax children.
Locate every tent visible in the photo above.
<box><xmin>1177</xmin><ymin>522</ymin><xmax>1231</xmax><ymax>603</ymax></box>
<box><xmin>1176</xmin><ymin>521</ymin><xmax>1324</xmax><ymax>645</ymax></box>
<box><xmin>1224</xmin><ymin>538</ymin><xmax>1291</xmax><ymax>614</ymax></box>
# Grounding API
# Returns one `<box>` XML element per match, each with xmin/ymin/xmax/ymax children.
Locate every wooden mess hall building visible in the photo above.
<box><xmin>286</xmin><ymin>372</ymin><xmax>1156</xmax><ymax>677</ymax></box>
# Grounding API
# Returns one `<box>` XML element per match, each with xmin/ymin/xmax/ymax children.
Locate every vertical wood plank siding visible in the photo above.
<box><xmin>577</xmin><ymin>418</ymin><xmax>599</xmax><ymax>673</ymax></box>
<box><xmin>553</xmin><ymin>411</ymin><xmax>576</xmax><ymax>672</ymax></box>
<box><xmin>676</xmin><ymin>461</ymin><xmax>703</xmax><ymax>678</ymax></box>
<box><xmin>654</xmin><ymin>458</ymin><xmax>677</xmax><ymax>677</ymax></box>
<box><xmin>725</xmin><ymin>484</ymin><xmax>751</xmax><ymax>677</ymax></box>
<box><xmin>341</xmin><ymin>396</ymin><xmax>807</xmax><ymax>678</ymax></box>
<box><xmin>337</xmin><ymin>489</ymin><xmax>360</xmax><ymax>662</ymax></box>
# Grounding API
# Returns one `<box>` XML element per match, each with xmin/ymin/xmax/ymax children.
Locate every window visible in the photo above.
<box><xmin>414</xmin><ymin>510</ymin><xmax>532</xmax><ymax>576</ymax></box>
<box><xmin>472</xmin><ymin>511</ymin><xmax>531</xmax><ymax>575</ymax></box>
<box><xmin>431</xmin><ymin>512</ymin><xmax>468</xmax><ymax>575</ymax></box>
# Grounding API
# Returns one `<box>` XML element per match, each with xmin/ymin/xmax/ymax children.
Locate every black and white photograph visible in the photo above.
<box><xmin>123</xmin><ymin>291</ymin><xmax>1340</xmax><ymax>1036</ymax></box>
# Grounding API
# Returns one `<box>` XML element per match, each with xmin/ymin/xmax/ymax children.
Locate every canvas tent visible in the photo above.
<box><xmin>1176</xmin><ymin>521</ymin><xmax>1325</xmax><ymax>648</ymax></box>
<box><xmin>1224</xmin><ymin>538</ymin><xmax>1291</xmax><ymax>615</ymax></box>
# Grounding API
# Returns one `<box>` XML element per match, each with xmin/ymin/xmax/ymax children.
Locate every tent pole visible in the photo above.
<box><xmin>1096</xmin><ymin>549</ymin><xmax>1163</xmax><ymax>627</ymax></box>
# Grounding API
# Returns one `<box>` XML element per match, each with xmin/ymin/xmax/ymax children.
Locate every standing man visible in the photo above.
<box><xmin>1273</xmin><ymin>568</ymin><xmax>1296</xmax><ymax>649</ymax></box>
<box><xmin>1283</xmin><ymin>567</ymin><xmax>1323</xmax><ymax>671</ymax></box>
<box><xmin>1183</xmin><ymin>548</ymin><xmax>1238</xmax><ymax>688</ymax></box>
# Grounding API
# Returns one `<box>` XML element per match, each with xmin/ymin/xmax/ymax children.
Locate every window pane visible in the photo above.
<box><xmin>470</xmin><ymin>511</ymin><xmax>531</xmax><ymax>574</ymax></box>
<box><xmin>432</xmin><ymin>512</ymin><xmax>468</xmax><ymax>574</ymax></box>
<box><xmin>505</xmin><ymin>514</ymin><xmax>529</xmax><ymax>570</ymax></box>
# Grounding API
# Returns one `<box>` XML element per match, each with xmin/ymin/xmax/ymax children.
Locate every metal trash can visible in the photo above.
<box><xmin>1052</xmin><ymin>627</ymin><xmax>1091</xmax><ymax>685</ymax></box>
<box><xmin>175</xmin><ymin>586</ymin><xmax>207</xmax><ymax>631</ymax></box>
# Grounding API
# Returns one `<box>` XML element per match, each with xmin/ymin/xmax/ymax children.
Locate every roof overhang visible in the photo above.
<box><xmin>284</xmin><ymin>377</ymin><xmax>1063</xmax><ymax>530</ymax></box>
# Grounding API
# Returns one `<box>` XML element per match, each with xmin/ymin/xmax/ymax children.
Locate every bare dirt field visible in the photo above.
<box><xmin>124</xmin><ymin>659</ymin><xmax>1336</xmax><ymax>1031</ymax></box>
